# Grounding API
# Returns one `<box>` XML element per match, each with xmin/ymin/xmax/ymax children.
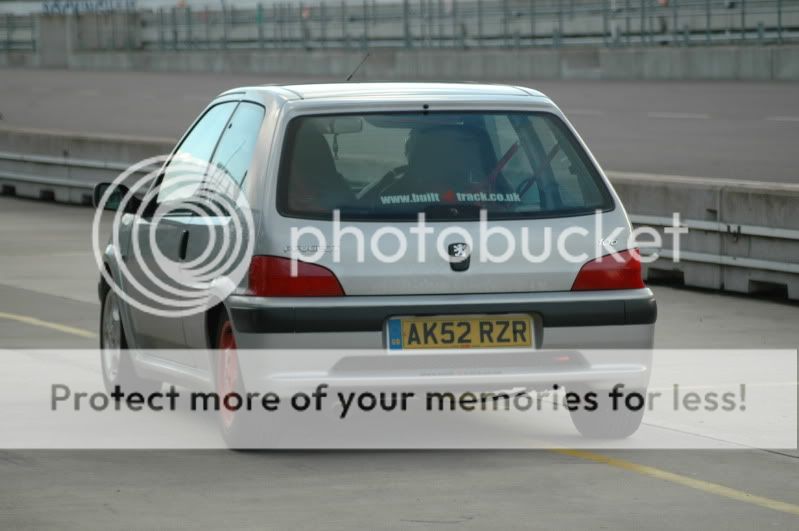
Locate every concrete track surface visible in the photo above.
<box><xmin>1</xmin><ymin>68</ymin><xmax>799</xmax><ymax>182</ymax></box>
<box><xmin>0</xmin><ymin>196</ymin><xmax>797</xmax><ymax>530</ymax></box>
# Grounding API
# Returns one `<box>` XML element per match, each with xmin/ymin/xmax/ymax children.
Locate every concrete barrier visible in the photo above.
<box><xmin>1</xmin><ymin>128</ymin><xmax>797</xmax><ymax>300</ymax></box>
<box><xmin>53</xmin><ymin>45</ymin><xmax>799</xmax><ymax>81</ymax></box>
<box><xmin>610</xmin><ymin>171</ymin><xmax>799</xmax><ymax>301</ymax></box>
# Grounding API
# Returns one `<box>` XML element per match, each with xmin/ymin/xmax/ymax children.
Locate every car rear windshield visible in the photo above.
<box><xmin>276</xmin><ymin>111</ymin><xmax>614</xmax><ymax>221</ymax></box>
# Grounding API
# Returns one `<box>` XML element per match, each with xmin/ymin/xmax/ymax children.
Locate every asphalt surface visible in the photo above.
<box><xmin>0</xmin><ymin>195</ymin><xmax>797</xmax><ymax>529</ymax></box>
<box><xmin>1</xmin><ymin>68</ymin><xmax>799</xmax><ymax>182</ymax></box>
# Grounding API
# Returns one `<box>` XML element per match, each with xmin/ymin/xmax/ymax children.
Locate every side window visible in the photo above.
<box><xmin>208</xmin><ymin>102</ymin><xmax>265</xmax><ymax>188</ymax></box>
<box><xmin>530</xmin><ymin>116</ymin><xmax>604</xmax><ymax>208</ymax></box>
<box><xmin>157</xmin><ymin>101</ymin><xmax>237</xmax><ymax>204</ymax></box>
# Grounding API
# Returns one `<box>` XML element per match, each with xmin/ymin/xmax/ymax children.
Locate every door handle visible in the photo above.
<box><xmin>178</xmin><ymin>230</ymin><xmax>189</xmax><ymax>261</ymax></box>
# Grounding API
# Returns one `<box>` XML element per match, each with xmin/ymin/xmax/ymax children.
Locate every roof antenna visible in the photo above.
<box><xmin>346</xmin><ymin>52</ymin><xmax>370</xmax><ymax>82</ymax></box>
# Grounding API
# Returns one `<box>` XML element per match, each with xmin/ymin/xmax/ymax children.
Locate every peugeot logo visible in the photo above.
<box><xmin>449</xmin><ymin>243</ymin><xmax>469</xmax><ymax>258</ymax></box>
<box><xmin>447</xmin><ymin>242</ymin><xmax>470</xmax><ymax>272</ymax></box>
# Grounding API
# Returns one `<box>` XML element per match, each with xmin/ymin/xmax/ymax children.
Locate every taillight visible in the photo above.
<box><xmin>571</xmin><ymin>249</ymin><xmax>645</xmax><ymax>291</ymax></box>
<box><xmin>248</xmin><ymin>256</ymin><xmax>345</xmax><ymax>297</ymax></box>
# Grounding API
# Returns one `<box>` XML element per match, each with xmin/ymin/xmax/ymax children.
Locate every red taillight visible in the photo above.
<box><xmin>571</xmin><ymin>249</ymin><xmax>645</xmax><ymax>291</ymax></box>
<box><xmin>248</xmin><ymin>256</ymin><xmax>345</xmax><ymax>297</ymax></box>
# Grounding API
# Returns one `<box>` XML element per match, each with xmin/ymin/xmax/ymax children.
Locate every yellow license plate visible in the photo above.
<box><xmin>387</xmin><ymin>314</ymin><xmax>534</xmax><ymax>350</ymax></box>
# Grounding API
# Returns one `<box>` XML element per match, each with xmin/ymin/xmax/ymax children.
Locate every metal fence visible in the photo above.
<box><xmin>117</xmin><ymin>0</ymin><xmax>799</xmax><ymax>51</ymax></box>
<box><xmin>0</xmin><ymin>14</ymin><xmax>36</xmax><ymax>51</ymax></box>
<box><xmin>3</xmin><ymin>0</ymin><xmax>799</xmax><ymax>52</ymax></box>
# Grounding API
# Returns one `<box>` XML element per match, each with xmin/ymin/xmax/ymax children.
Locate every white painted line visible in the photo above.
<box><xmin>647</xmin><ymin>112</ymin><xmax>710</xmax><ymax>120</ymax></box>
<box><xmin>649</xmin><ymin>382</ymin><xmax>797</xmax><ymax>392</ymax></box>
<box><xmin>0</xmin><ymin>125</ymin><xmax>176</xmax><ymax>146</ymax></box>
<box><xmin>565</xmin><ymin>109</ymin><xmax>605</xmax><ymax>116</ymax></box>
<box><xmin>766</xmin><ymin>116</ymin><xmax>799</xmax><ymax>122</ymax></box>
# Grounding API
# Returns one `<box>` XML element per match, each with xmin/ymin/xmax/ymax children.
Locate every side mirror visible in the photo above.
<box><xmin>92</xmin><ymin>182</ymin><xmax>139</xmax><ymax>212</ymax></box>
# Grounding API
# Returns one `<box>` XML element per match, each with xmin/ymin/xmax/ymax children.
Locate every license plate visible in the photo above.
<box><xmin>387</xmin><ymin>314</ymin><xmax>534</xmax><ymax>351</ymax></box>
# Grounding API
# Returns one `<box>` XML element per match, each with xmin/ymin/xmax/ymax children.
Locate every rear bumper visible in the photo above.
<box><xmin>227</xmin><ymin>288</ymin><xmax>657</xmax><ymax>336</ymax></box>
<box><xmin>225</xmin><ymin>289</ymin><xmax>655</xmax><ymax>392</ymax></box>
<box><xmin>233</xmin><ymin>348</ymin><xmax>653</xmax><ymax>396</ymax></box>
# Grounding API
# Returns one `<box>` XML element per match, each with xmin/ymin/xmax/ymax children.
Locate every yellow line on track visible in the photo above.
<box><xmin>554</xmin><ymin>449</ymin><xmax>799</xmax><ymax>517</ymax></box>
<box><xmin>0</xmin><ymin>311</ymin><xmax>97</xmax><ymax>339</ymax></box>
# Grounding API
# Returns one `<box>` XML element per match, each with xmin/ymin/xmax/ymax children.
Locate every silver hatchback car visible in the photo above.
<box><xmin>95</xmin><ymin>83</ymin><xmax>656</xmax><ymax>442</ymax></box>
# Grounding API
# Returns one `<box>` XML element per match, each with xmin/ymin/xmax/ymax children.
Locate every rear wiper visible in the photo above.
<box><xmin>422</xmin><ymin>204</ymin><xmax>483</xmax><ymax>220</ymax></box>
<box><xmin>330</xmin><ymin>207</ymin><xmax>377</xmax><ymax>218</ymax></box>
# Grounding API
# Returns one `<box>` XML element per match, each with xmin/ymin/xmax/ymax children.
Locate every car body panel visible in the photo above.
<box><xmin>96</xmin><ymin>83</ymin><xmax>655</xmax><ymax>393</ymax></box>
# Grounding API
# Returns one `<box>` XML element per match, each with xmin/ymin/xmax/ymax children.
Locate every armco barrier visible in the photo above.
<box><xmin>0</xmin><ymin>127</ymin><xmax>171</xmax><ymax>204</ymax></box>
<box><xmin>0</xmin><ymin>128</ymin><xmax>797</xmax><ymax>301</ymax></box>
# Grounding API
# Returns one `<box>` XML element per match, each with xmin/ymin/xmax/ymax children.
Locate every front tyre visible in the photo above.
<box><xmin>99</xmin><ymin>287</ymin><xmax>161</xmax><ymax>396</ymax></box>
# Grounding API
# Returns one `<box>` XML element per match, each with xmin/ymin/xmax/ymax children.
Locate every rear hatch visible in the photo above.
<box><xmin>269</xmin><ymin>110</ymin><xmax>631</xmax><ymax>296</ymax></box>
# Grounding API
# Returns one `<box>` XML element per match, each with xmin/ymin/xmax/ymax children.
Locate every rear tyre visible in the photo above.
<box><xmin>99</xmin><ymin>287</ymin><xmax>161</xmax><ymax>396</ymax></box>
<box><xmin>568</xmin><ymin>384</ymin><xmax>645</xmax><ymax>439</ymax></box>
<box><xmin>214</xmin><ymin>313</ymin><xmax>260</xmax><ymax>449</ymax></box>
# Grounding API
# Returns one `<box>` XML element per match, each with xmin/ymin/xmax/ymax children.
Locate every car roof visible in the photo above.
<box><xmin>222</xmin><ymin>82</ymin><xmax>548</xmax><ymax>102</ymax></box>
